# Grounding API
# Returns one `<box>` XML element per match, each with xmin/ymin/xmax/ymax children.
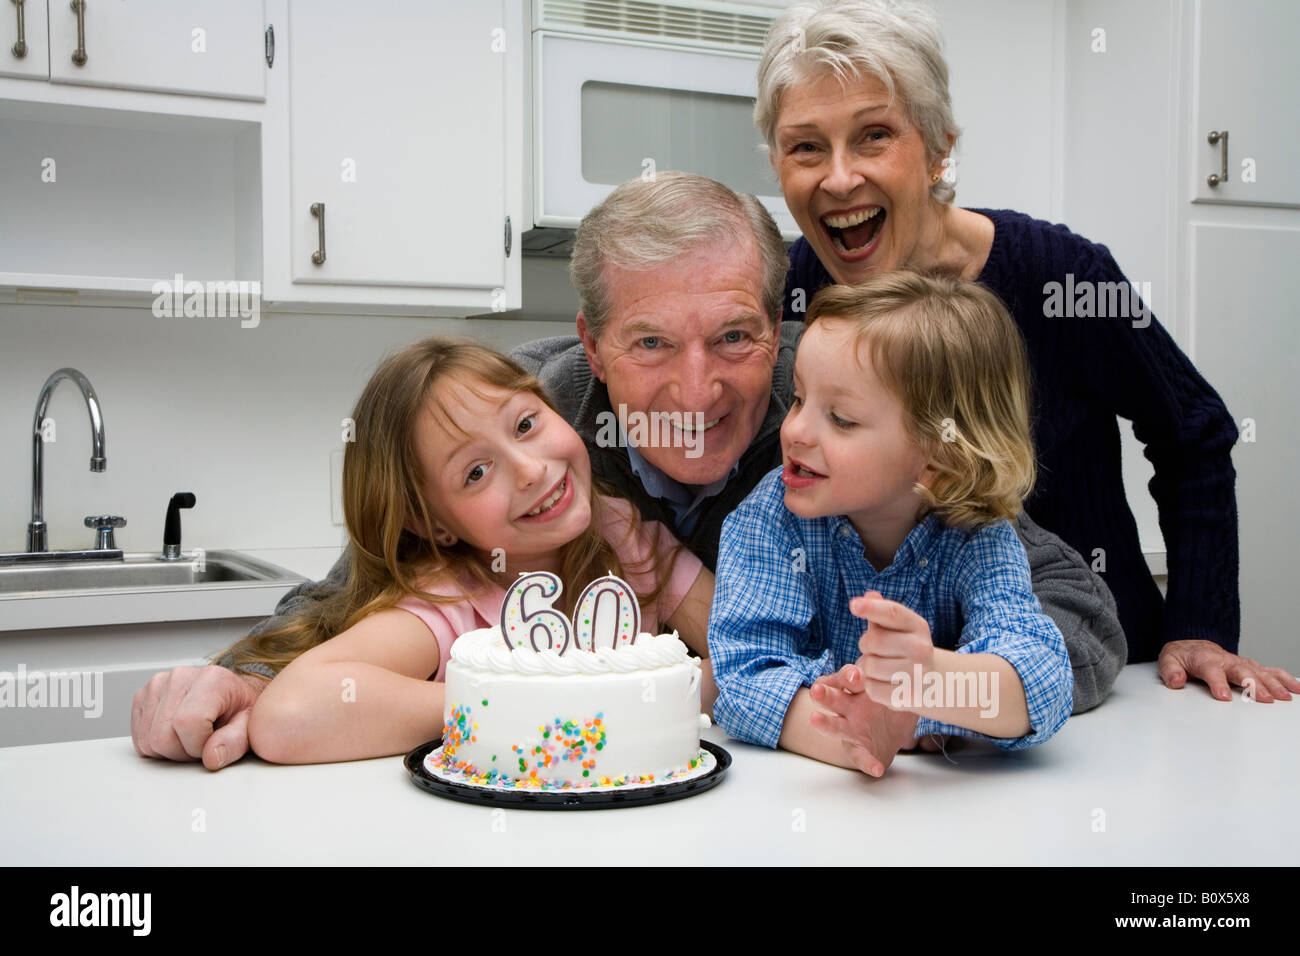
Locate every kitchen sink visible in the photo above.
<box><xmin>0</xmin><ymin>550</ymin><xmax>308</xmax><ymax>631</ymax></box>
<box><xmin>0</xmin><ymin>550</ymin><xmax>303</xmax><ymax>595</ymax></box>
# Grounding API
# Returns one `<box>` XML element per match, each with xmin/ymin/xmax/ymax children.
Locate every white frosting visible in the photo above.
<box><xmin>441</xmin><ymin>626</ymin><xmax>702</xmax><ymax>786</ymax></box>
<box><xmin>450</xmin><ymin>625</ymin><xmax>689</xmax><ymax>675</ymax></box>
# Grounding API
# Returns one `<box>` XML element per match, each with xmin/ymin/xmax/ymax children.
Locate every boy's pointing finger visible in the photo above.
<box><xmin>850</xmin><ymin>592</ymin><xmax>923</xmax><ymax>629</ymax></box>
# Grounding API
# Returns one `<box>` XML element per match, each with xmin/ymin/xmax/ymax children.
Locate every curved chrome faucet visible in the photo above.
<box><xmin>28</xmin><ymin>368</ymin><xmax>106</xmax><ymax>552</ymax></box>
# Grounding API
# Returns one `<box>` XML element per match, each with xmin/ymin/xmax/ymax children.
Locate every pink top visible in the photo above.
<box><xmin>394</xmin><ymin>496</ymin><xmax>704</xmax><ymax>681</ymax></box>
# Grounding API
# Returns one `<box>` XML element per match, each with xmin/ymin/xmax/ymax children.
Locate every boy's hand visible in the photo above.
<box><xmin>810</xmin><ymin>665</ymin><xmax>919</xmax><ymax>777</ymax></box>
<box><xmin>850</xmin><ymin>591</ymin><xmax>936</xmax><ymax>709</ymax></box>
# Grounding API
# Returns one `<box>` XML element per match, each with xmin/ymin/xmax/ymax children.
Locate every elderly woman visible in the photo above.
<box><xmin>757</xmin><ymin>0</ymin><xmax>1298</xmax><ymax>701</ymax></box>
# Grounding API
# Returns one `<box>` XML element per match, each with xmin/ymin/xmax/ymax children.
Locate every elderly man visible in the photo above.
<box><xmin>132</xmin><ymin>173</ymin><xmax>1125</xmax><ymax>773</ymax></box>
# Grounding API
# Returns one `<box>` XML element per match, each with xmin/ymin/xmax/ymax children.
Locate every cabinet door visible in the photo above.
<box><xmin>279</xmin><ymin>0</ymin><xmax>518</xmax><ymax>310</ymax></box>
<box><xmin>1192</xmin><ymin>0</ymin><xmax>1299</xmax><ymax>207</ymax></box>
<box><xmin>46</xmin><ymin>0</ymin><xmax>265</xmax><ymax>100</ymax></box>
<box><xmin>1185</xmin><ymin>0</ymin><xmax>1300</xmax><ymax>668</ymax></box>
<box><xmin>0</xmin><ymin>0</ymin><xmax>50</xmax><ymax>80</ymax></box>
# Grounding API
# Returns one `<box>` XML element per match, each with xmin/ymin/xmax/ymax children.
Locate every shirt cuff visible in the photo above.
<box><xmin>713</xmin><ymin>653</ymin><xmax>835</xmax><ymax>750</ymax></box>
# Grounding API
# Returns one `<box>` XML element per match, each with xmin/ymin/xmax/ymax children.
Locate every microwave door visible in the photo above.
<box><xmin>535</xmin><ymin>32</ymin><xmax>795</xmax><ymax>237</ymax></box>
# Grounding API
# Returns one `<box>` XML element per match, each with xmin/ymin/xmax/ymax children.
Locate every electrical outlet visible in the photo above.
<box><xmin>330</xmin><ymin>450</ymin><xmax>344</xmax><ymax>526</ymax></box>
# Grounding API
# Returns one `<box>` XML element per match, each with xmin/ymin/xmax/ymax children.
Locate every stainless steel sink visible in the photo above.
<box><xmin>0</xmin><ymin>550</ymin><xmax>304</xmax><ymax>596</ymax></box>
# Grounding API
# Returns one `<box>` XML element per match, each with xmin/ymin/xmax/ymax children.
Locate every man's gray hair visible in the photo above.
<box><xmin>755</xmin><ymin>0</ymin><xmax>962</xmax><ymax>204</ymax></box>
<box><xmin>570</xmin><ymin>172</ymin><xmax>788</xmax><ymax>340</ymax></box>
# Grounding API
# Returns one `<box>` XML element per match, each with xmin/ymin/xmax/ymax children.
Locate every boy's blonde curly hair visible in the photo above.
<box><xmin>806</xmin><ymin>270</ymin><xmax>1036</xmax><ymax>529</ymax></box>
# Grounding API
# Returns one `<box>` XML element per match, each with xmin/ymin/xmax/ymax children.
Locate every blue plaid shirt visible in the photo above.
<box><xmin>710</xmin><ymin>468</ymin><xmax>1073</xmax><ymax>752</ymax></box>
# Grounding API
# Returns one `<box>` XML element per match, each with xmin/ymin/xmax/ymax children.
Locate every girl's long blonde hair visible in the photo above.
<box><xmin>806</xmin><ymin>271</ymin><xmax>1037</xmax><ymax>529</ymax></box>
<box><xmin>216</xmin><ymin>337</ymin><xmax>669</xmax><ymax>676</ymax></box>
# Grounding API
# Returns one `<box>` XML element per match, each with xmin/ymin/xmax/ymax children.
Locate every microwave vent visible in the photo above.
<box><xmin>537</xmin><ymin>0</ymin><xmax>775</xmax><ymax>53</ymax></box>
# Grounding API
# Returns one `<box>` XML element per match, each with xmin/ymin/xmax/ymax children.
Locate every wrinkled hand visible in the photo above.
<box><xmin>1158</xmin><ymin>640</ymin><xmax>1299</xmax><ymax>702</ymax></box>
<box><xmin>131</xmin><ymin>664</ymin><xmax>267</xmax><ymax>770</ymax></box>
<box><xmin>810</xmin><ymin>665</ymin><xmax>919</xmax><ymax>777</ymax></box>
<box><xmin>850</xmin><ymin>591</ymin><xmax>935</xmax><ymax>708</ymax></box>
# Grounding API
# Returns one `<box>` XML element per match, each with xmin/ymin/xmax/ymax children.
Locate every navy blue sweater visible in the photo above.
<box><xmin>782</xmin><ymin>208</ymin><xmax>1241</xmax><ymax>663</ymax></box>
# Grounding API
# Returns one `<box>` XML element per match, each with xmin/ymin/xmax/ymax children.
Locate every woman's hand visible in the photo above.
<box><xmin>1158</xmin><ymin>640</ymin><xmax>1299</xmax><ymax>702</ymax></box>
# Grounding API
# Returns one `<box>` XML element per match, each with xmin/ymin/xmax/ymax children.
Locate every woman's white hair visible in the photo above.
<box><xmin>755</xmin><ymin>0</ymin><xmax>962</xmax><ymax>204</ymax></box>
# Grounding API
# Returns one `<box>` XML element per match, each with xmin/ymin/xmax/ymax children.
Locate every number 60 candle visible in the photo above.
<box><xmin>499</xmin><ymin>571</ymin><xmax>641</xmax><ymax>656</ymax></box>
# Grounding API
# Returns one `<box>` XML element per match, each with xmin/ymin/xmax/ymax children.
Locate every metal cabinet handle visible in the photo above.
<box><xmin>310</xmin><ymin>202</ymin><xmax>326</xmax><ymax>265</ymax></box>
<box><xmin>1207</xmin><ymin>130</ymin><xmax>1229</xmax><ymax>188</ymax></box>
<box><xmin>70</xmin><ymin>0</ymin><xmax>86</xmax><ymax>66</ymax></box>
<box><xmin>11</xmin><ymin>0</ymin><xmax>26</xmax><ymax>59</ymax></box>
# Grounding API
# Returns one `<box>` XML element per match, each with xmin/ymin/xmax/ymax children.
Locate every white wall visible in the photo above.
<box><xmin>1061</xmin><ymin>0</ymin><xmax>1180</xmax><ymax>562</ymax></box>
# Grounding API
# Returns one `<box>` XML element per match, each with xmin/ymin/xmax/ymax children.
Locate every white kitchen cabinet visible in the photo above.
<box><xmin>0</xmin><ymin>101</ymin><xmax>262</xmax><ymax>302</ymax></box>
<box><xmin>260</xmin><ymin>0</ymin><xmax>524</xmax><ymax>314</ymax></box>
<box><xmin>8</xmin><ymin>0</ymin><xmax>267</xmax><ymax>101</ymax></box>
<box><xmin>0</xmin><ymin>618</ymin><xmax>262</xmax><ymax>747</ymax></box>
<box><xmin>0</xmin><ymin>0</ymin><xmax>50</xmax><ymax>81</ymax></box>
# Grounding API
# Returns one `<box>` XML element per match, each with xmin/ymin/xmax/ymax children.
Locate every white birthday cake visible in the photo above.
<box><xmin>430</xmin><ymin>572</ymin><xmax>709</xmax><ymax>790</ymax></box>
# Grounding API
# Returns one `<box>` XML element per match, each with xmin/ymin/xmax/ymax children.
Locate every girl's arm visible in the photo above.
<box><xmin>247</xmin><ymin>607</ymin><xmax>443</xmax><ymax>764</ymax></box>
<box><xmin>664</xmin><ymin>566</ymin><xmax>717</xmax><ymax>713</ymax></box>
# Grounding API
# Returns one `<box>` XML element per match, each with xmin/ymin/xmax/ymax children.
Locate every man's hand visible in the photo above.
<box><xmin>809</xmin><ymin>665</ymin><xmax>919</xmax><ymax>777</ymax></box>
<box><xmin>850</xmin><ymin>591</ymin><xmax>936</xmax><ymax>708</ymax></box>
<box><xmin>131</xmin><ymin>665</ymin><xmax>268</xmax><ymax>770</ymax></box>
<box><xmin>1158</xmin><ymin>640</ymin><xmax>1299</xmax><ymax>703</ymax></box>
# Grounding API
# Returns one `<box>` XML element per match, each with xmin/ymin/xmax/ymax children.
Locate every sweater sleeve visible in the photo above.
<box><xmin>210</xmin><ymin>548</ymin><xmax>352</xmax><ymax>675</ymax></box>
<box><xmin>1015</xmin><ymin>511</ymin><xmax>1125</xmax><ymax>713</ymax></box>
<box><xmin>1067</xmin><ymin>243</ymin><xmax>1241</xmax><ymax>650</ymax></box>
<box><xmin>509</xmin><ymin>336</ymin><xmax>590</xmax><ymax>426</ymax></box>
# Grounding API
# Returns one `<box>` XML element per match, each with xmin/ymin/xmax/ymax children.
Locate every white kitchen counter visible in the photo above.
<box><xmin>2</xmin><ymin>664</ymin><xmax>1296</xmax><ymax>866</ymax></box>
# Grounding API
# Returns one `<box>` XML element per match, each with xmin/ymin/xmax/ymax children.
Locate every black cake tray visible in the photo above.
<box><xmin>404</xmin><ymin>737</ymin><xmax>731</xmax><ymax>811</ymax></box>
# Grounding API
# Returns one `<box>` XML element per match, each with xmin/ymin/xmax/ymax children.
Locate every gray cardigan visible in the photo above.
<box><xmin>219</xmin><ymin>332</ymin><xmax>1126</xmax><ymax>713</ymax></box>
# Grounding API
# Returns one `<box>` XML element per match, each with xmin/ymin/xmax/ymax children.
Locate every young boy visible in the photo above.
<box><xmin>709</xmin><ymin>271</ymin><xmax>1073</xmax><ymax>777</ymax></box>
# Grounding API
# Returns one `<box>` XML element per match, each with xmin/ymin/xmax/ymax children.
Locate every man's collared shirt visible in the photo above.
<box><xmin>625</xmin><ymin>441</ymin><xmax>738</xmax><ymax>537</ymax></box>
<box><xmin>709</xmin><ymin>468</ymin><xmax>1073</xmax><ymax>752</ymax></box>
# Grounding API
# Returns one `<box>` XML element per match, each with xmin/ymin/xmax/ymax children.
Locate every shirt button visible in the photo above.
<box><xmin>917</xmin><ymin>557</ymin><xmax>928</xmax><ymax>568</ymax></box>
<box><xmin>839</xmin><ymin>526</ymin><xmax>851</xmax><ymax>538</ymax></box>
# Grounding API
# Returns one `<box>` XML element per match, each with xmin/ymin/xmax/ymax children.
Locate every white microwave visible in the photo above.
<box><xmin>525</xmin><ymin>0</ymin><xmax>798</xmax><ymax>255</ymax></box>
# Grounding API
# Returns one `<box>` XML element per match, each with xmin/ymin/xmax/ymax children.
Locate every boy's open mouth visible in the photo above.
<box><xmin>823</xmin><ymin>207</ymin><xmax>884</xmax><ymax>253</ymax></box>
<box><xmin>783</xmin><ymin>458</ymin><xmax>827</xmax><ymax>488</ymax></box>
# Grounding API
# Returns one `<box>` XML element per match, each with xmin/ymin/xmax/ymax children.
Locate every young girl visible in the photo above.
<box><xmin>218</xmin><ymin>338</ymin><xmax>714</xmax><ymax>764</ymax></box>
<box><xmin>708</xmin><ymin>271</ymin><xmax>1073</xmax><ymax>777</ymax></box>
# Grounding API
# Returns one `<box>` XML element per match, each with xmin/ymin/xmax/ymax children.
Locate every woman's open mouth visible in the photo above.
<box><xmin>822</xmin><ymin>207</ymin><xmax>885</xmax><ymax>257</ymax></box>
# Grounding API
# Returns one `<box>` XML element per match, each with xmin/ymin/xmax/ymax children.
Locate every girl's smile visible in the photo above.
<box><xmin>517</xmin><ymin>470</ymin><xmax>575</xmax><ymax>523</ymax></box>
